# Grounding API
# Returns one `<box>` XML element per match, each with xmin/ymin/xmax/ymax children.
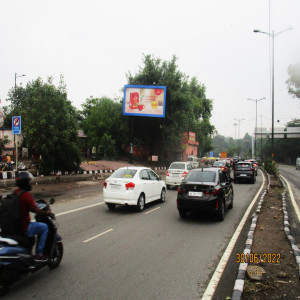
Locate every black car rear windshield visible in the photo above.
<box><xmin>236</xmin><ymin>163</ymin><xmax>251</xmax><ymax>169</ymax></box>
<box><xmin>169</xmin><ymin>163</ymin><xmax>186</xmax><ymax>170</ymax></box>
<box><xmin>184</xmin><ymin>171</ymin><xmax>216</xmax><ymax>182</ymax></box>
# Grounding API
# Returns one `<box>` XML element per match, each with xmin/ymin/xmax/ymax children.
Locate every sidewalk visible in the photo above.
<box><xmin>0</xmin><ymin>160</ymin><xmax>167</xmax><ymax>188</ymax></box>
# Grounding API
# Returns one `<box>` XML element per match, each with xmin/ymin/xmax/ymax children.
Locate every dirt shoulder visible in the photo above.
<box><xmin>241</xmin><ymin>175</ymin><xmax>300</xmax><ymax>299</ymax></box>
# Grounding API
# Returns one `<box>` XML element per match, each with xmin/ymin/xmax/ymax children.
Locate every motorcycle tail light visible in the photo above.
<box><xmin>125</xmin><ymin>182</ymin><xmax>135</xmax><ymax>190</ymax></box>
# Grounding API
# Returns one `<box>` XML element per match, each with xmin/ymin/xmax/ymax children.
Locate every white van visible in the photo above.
<box><xmin>296</xmin><ymin>158</ymin><xmax>300</xmax><ymax>170</ymax></box>
<box><xmin>187</xmin><ymin>156</ymin><xmax>199</xmax><ymax>168</ymax></box>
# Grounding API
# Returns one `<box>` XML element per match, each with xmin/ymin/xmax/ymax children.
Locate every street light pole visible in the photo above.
<box><xmin>234</xmin><ymin>118</ymin><xmax>244</xmax><ymax>157</ymax></box>
<box><xmin>15</xmin><ymin>73</ymin><xmax>26</xmax><ymax>91</ymax></box>
<box><xmin>14</xmin><ymin>73</ymin><xmax>26</xmax><ymax>170</ymax></box>
<box><xmin>233</xmin><ymin>122</ymin><xmax>237</xmax><ymax>155</ymax></box>
<box><xmin>253</xmin><ymin>27</ymin><xmax>292</xmax><ymax>160</ymax></box>
<box><xmin>247</xmin><ymin>97</ymin><xmax>265</xmax><ymax>158</ymax></box>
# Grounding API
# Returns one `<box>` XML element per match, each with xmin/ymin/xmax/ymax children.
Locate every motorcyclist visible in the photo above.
<box><xmin>15</xmin><ymin>172</ymin><xmax>52</xmax><ymax>262</ymax></box>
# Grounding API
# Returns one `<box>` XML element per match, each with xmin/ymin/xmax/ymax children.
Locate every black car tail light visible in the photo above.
<box><xmin>204</xmin><ymin>188</ymin><xmax>220</xmax><ymax>195</ymax></box>
<box><xmin>177</xmin><ymin>186</ymin><xmax>187</xmax><ymax>194</ymax></box>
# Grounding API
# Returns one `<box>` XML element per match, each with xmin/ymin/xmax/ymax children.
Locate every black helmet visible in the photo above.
<box><xmin>16</xmin><ymin>171</ymin><xmax>33</xmax><ymax>191</ymax></box>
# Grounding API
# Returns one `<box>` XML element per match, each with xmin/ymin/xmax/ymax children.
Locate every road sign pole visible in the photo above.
<box><xmin>12</xmin><ymin>116</ymin><xmax>21</xmax><ymax>171</ymax></box>
<box><xmin>15</xmin><ymin>135</ymin><xmax>18</xmax><ymax>171</ymax></box>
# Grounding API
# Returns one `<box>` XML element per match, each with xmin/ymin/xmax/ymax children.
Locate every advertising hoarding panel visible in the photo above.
<box><xmin>123</xmin><ymin>85</ymin><xmax>166</xmax><ymax>118</ymax></box>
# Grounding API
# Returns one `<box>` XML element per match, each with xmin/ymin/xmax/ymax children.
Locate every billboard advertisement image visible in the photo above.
<box><xmin>123</xmin><ymin>85</ymin><xmax>166</xmax><ymax>118</ymax></box>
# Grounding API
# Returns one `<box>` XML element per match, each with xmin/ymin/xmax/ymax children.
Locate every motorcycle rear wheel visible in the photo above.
<box><xmin>48</xmin><ymin>242</ymin><xmax>63</xmax><ymax>269</ymax></box>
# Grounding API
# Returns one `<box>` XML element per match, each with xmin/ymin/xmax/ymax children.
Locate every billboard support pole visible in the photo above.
<box><xmin>129</xmin><ymin>117</ymin><xmax>134</xmax><ymax>164</ymax></box>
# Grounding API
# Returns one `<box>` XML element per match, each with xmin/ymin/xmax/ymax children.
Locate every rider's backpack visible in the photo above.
<box><xmin>0</xmin><ymin>191</ymin><xmax>24</xmax><ymax>234</ymax></box>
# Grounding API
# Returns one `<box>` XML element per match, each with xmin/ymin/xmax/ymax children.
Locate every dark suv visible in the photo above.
<box><xmin>234</xmin><ymin>161</ymin><xmax>255</xmax><ymax>184</ymax></box>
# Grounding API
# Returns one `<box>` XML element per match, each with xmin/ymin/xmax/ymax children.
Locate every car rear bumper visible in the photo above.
<box><xmin>103</xmin><ymin>190</ymin><xmax>137</xmax><ymax>206</ymax></box>
<box><xmin>166</xmin><ymin>177</ymin><xmax>183</xmax><ymax>186</ymax></box>
<box><xmin>234</xmin><ymin>174</ymin><xmax>254</xmax><ymax>181</ymax></box>
<box><xmin>177</xmin><ymin>197</ymin><xmax>219</xmax><ymax>212</ymax></box>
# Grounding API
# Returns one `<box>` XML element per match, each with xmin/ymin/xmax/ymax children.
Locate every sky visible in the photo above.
<box><xmin>1</xmin><ymin>0</ymin><xmax>300</xmax><ymax>139</ymax></box>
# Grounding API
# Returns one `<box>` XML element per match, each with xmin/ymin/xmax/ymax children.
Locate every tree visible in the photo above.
<box><xmin>126</xmin><ymin>54</ymin><xmax>214</xmax><ymax>160</ymax></box>
<box><xmin>0</xmin><ymin>136</ymin><xmax>10</xmax><ymax>154</ymax></box>
<box><xmin>286</xmin><ymin>63</ymin><xmax>300</xmax><ymax>99</ymax></box>
<box><xmin>4</xmin><ymin>76</ymin><xmax>81</xmax><ymax>174</ymax></box>
<box><xmin>81</xmin><ymin>97</ymin><xmax>130</xmax><ymax>159</ymax></box>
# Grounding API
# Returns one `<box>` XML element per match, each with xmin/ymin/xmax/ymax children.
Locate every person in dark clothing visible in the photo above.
<box><xmin>15</xmin><ymin>172</ymin><xmax>52</xmax><ymax>261</ymax></box>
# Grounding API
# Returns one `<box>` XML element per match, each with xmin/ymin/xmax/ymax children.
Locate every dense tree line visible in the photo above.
<box><xmin>4</xmin><ymin>76</ymin><xmax>81</xmax><ymax>174</ymax></box>
<box><xmin>3</xmin><ymin>54</ymin><xmax>215</xmax><ymax>172</ymax></box>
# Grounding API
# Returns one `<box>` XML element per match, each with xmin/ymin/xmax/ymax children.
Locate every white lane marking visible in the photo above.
<box><xmin>56</xmin><ymin>202</ymin><xmax>105</xmax><ymax>217</ymax></box>
<box><xmin>144</xmin><ymin>207</ymin><xmax>160</xmax><ymax>214</ymax></box>
<box><xmin>83</xmin><ymin>229</ymin><xmax>114</xmax><ymax>243</ymax></box>
<box><xmin>280</xmin><ymin>174</ymin><xmax>300</xmax><ymax>222</ymax></box>
<box><xmin>201</xmin><ymin>170</ymin><xmax>266</xmax><ymax>300</ymax></box>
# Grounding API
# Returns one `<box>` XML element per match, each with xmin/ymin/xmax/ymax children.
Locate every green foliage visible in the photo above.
<box><xmin>263</xmin><ymin>159</ymin><xmax>279</xmax><ymax>178</ymax></box>
<box><xmin>127</xmin><ymin>54</ymin><xmax>214</xmax><ymax>160</ymax></box>
<box><xmin>0</xmin><ymin>136</ymin><xmax>10</xmax><ymax>153</ymax></box>
<box><xmin>5</xmin><ymin>76</ymin><xmax>81</xmax><ymax>174</ymax></box>
<box><xmin>81</xmin><ymin>97</ymin><xmax>130</xmax><ymax>158</ymax></box>
<box><xmin>211</xmin><ymin>134</ymin><xmax>252</xmax><ymax>158</ymax></box>
<box><xmin>100</xmin><ymin>133</ymin><xmax>117</xmax><ymax>159</ymax></box>
<box><xmin>286</xmin><ymin>63</ymin><xmax>300</xmax><ymax>99</ymax></box>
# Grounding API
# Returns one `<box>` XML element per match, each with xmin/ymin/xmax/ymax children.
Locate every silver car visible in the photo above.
<box><xmin>165</xmin><ymin>162</ymin><xmax>193</xmax><ymax>190</ymax></box>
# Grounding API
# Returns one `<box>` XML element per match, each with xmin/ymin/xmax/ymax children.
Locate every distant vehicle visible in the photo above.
<box><xmin>103</xmin><ymin>166</ymin><xmax>166</xmax><ymax>212</ymax></box>
<box><xmin>166</xmin><ymin>162</ymin><xmax>192</xmax><ymax>190</ymax></box>
<box><xmin>296</xmin><ymin>158</ymin><xmax>300</xmax><ymax>170</ymax></box>
<box><xmin>247</xmin><ymin>159</ymin><xmax>258</xmax><ymax>175</ymax></box>
<box><xmin>212</xmin><ymin>160</ymin><xmax>231</xmax><ymax>178</ymax></box>
<box><xmin>234</xmin><ymin>161</ymin><xmax>256</xmax><ymax>184</ymax></box>
<box><xmin>187</xmin><ymin>156</ymin><xmax>199</xmax><ymax>168</ymax></box>
<box><xmin>177</xmin><ymin>168</ymin><xmax>233</xmax><ymax>221</ymax></box>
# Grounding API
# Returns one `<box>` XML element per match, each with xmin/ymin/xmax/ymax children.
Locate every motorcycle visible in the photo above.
<box><xmin>0</xmin><ymin>198</ymin><xmax>63</xmax><ymax>296</ymax></box>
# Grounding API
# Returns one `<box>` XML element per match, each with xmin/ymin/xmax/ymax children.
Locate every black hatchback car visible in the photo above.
<box><xmin>234</xmin><ymin>161</ymin><xmax>256</xmax><ymax>184</ymax></box>
<box><xmin>177</xmin><ymin>168</ymin><xmax>234</xmax><ymax>221</ymax></box>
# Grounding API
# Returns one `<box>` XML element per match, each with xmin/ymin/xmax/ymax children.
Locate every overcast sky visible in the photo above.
<box><xmin>1</xmin><ymin>0</ymin><xmax>299</xmax><ymax>138</ymax></box>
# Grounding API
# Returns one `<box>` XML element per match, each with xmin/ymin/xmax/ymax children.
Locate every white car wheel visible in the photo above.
<box><xmin>136</xmin><ymin>194</ymin><xmax>145</xmax><ymax>212</ymax></box>
<box><xmin>160</xmin><ymin>188</ymin><xmax>166</xmax><ymax>203</ymax></box>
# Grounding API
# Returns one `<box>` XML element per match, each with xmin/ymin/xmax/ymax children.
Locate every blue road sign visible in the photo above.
<box><xmin>12</xmin><ymin>116</ymin><xmax>21</xmax><ymax>134</ymax></box>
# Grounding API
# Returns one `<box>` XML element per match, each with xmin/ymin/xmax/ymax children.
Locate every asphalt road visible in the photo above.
<box><xmin>278</xmin><ymin>164</ymin><xmax>300</xmax><ymax>249</ymax></box>
<box><xmin>2</xmin><ymin>172</ymin><xmax>264</xmax><ymax>300</ymax></box>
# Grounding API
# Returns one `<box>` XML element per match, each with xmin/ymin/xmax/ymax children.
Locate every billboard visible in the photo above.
<box><xmin>123</xmin><ymin>85</ymin><xmax>166</xmax><ymax>118</ymax></box>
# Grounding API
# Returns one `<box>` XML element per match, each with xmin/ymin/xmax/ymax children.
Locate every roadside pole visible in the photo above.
<box><xmin>12</xmin><ymin>116</ymin><xmax>21</xmax><ymax>171</ymax></box>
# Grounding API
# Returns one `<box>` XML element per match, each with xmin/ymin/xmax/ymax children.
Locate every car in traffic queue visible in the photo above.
<box><xmin>247</xmin><ymin>159</ymin><xmax>258</xmax><ymax>176</ymax></box>
<box><xmin>165</xmin><ymin>161</ymin><xmax>193</xmax><ymax>190</ymax></box>
<box><xmin>187</xmin><ymin>156</ymin><xmax>199</xmax><ymax>168</ymax></box>
<box><xmin>234</xmin><ymin>161</ymin><xmax>256</xmax><ymax>184</ymax></box>
<box><xmin>103</xmin><ymin>166</ymin><xmax>166</xmax><ymax>212</ymax></box>
<box><xmin>176</xmin><ymin>168</ymin><xmax>234</xmax><ymax>221</ymax></box>
<box><xmin>212</xmin><ymin>160</ymin><xmax>231</xmax><ymax>178</ymax></box>
<box><xmin>296</xmin><ymin>157</ymin><xmax>300</xmax><ymax>170</ymax></box>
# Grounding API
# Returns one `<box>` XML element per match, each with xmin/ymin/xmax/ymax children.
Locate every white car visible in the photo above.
<box><xmin>296</xmin><ymin>157</ymin><xmax>300</xmax><ymax>170</ymax></box>
<box><xmin>165</xmin><ymin>161</ymin><xmax>193</xmax><ymax>190</ymax></box>
<box><xmin>103</xmin><ymin>166</ymin><xmax>166</xmax><ymax>212</ymax></box>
